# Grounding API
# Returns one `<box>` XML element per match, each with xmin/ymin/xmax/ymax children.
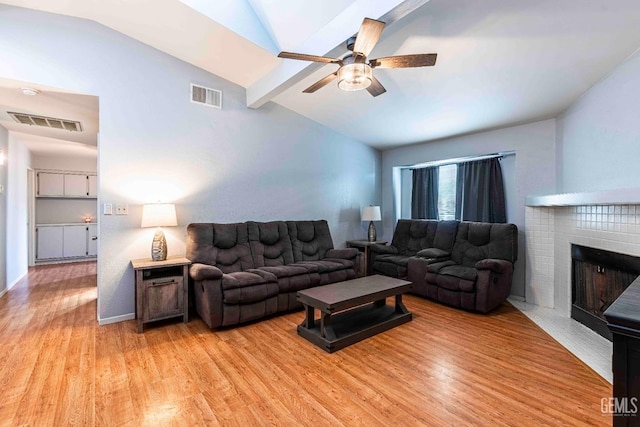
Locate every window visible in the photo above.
<box><xmin>437</xmin><ymin>164</ymin><xmax>457</xmax><ymax>220</ymax></box>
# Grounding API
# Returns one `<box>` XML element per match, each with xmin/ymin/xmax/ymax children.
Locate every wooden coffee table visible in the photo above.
<box><xmin>296</xmin><ymin>275</ymin><xmax>412</xmax><ymax>353</ymax></box>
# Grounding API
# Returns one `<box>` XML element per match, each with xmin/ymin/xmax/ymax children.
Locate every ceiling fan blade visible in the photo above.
<box><xmin>278</xmin><ymin>52</ymin><xmax>339</xmax><ymax>64</ymax></box>
<box><xmin>353</xmin><ymin>18</ymin><xmax>385</xmax><ymax>56</ymax></box>
<box><xmin>370</xmin><ymin>53</ymin><xmax>437</xmax><ymax>69</ymax></box>
<box><xmin>303</xmin><ymin>72</ymin><xmax>338</xmax><ymax>93</ymax></box>
<box><xmin>366</xmin><ymin>76</ymin><xmax>386</xmax><ymax>97</ymax></box>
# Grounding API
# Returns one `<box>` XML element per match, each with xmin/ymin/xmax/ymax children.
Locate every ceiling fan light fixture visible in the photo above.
<box><xmin>337</xmin><ymin>63</ymin><xmax>372</xmax><ymax>91</ymax></box>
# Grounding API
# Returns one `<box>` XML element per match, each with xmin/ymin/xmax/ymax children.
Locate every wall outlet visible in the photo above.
<box><xmin>115</xmin><ymin>204</ymin><xmax>129</xmax><ymax>215</ymax></box>
<box><xmin>104</xmin><ymin>203</ymin><xmax>113</xmax><ymax>215</ymax></box>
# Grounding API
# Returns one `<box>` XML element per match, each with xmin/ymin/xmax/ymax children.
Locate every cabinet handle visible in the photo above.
<box><xmin>91</xmin><ymin>236</ymin><xmax>98</xmax><ymax>240</ymax></box>
<box><xmin>151</xmin><ymin>278</ymin><xmax>177</xmax><ymax>286</ymax></box>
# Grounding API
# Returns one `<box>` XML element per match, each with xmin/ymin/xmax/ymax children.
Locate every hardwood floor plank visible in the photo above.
<box><xmin>0</xmin><ymin>262</ymin><xmax>613</xmax><ymax>426</ymax></box>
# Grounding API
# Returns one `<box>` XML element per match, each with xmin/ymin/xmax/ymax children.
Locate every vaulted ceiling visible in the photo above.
<box><xmin>2</xmin><ymin>0</ymin><xmax>640</xmax><ymax>151</ymax></box>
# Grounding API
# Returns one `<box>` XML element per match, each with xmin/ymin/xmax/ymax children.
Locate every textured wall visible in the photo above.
<box><xmin>0</xmin><ymin>126</ymin><xmax>7</xmax><ymax>294</ymax></box>
<box><xmin>0</xmin><ymin>5</ymin><xmax>380</xmax><ymax>322</ymax></box>
<box><xmin>557</xmin><ymin>48</ymin><xmax>640</xmax><ymax>192</ymax></box>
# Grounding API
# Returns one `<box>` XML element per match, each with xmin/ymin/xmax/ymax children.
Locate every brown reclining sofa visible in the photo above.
<box><xmin>186</xmin><ymin>220</ymin><xmax>358</xmax><ymax>328</ymax></box>
<box><xmin>369</xmin><ymin>219</ymin><xmax>518</xmax><ymax>313</ymax></box>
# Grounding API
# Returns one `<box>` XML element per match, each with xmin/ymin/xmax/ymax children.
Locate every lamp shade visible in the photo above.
<box><xmin>141</xmin><ymin>203</ymin><xmax>177</xmax><ymax>228</ymax></box>
<box><xmin>361</xmin><ymin>206</ymin><xmax>381</xmax><ymax>222</ymax></box>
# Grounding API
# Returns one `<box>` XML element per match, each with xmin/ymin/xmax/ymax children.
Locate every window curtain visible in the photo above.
<box><xmin>455</xmin><ymin>158</ymin><xmax>506</xmax><ymax>223</ymax></box>
<box><xmin>411</xmin><ymin>166</ymin><xmax>439</xmax><ymax>219</ymax></box>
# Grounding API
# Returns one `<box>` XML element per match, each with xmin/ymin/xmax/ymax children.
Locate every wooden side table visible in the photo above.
<box><xmin>132</xmin><ymin>256</ymin><xmax>191</xmax><ymax>333</ymax></box>
<box><xmin>346</xmin><ymin>240</ymin><xmax>387</xmax><ymax>277</ymax></box>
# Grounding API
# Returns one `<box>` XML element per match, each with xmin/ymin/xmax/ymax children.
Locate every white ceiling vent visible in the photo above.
<box><xmin>190</xmin><ymin>83</ymin><xmax>222</xmax><ymax>109</ymax></box>
<box><xmin>8</xmin><ymin>111</ymin><xmax>83</xmax><ymax>132</ymax></box>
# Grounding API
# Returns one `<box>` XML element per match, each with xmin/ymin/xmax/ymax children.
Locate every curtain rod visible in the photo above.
<box><xmin>406</xmin><ymin>151</ymin><xmax>515</xmax><ymax>170</ymax></box>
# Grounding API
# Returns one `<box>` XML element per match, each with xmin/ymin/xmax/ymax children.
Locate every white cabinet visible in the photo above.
<box><xmin>63</xmin><ymin>225</ymin><xmax>88</xmax><ymax>257</ymax></box>
<box><xmin>36</xmin><ymin>224</ymin><xmax>98</xmax><ymax>261</ymax></box>
<box><xmin>36</xmin><ymin>171</ymin><xmax>97</xmax><ymax>198</ymax></box>
<box><xmin>88</xmin><ymin>175</ymin><xmax>98</xmax><ymax>197</ymax></box>
<box><xmin>64</xmin><ymin>174</ymin><xmax>88</xmax><ymax>197</ymax></box>
<box><xmin>37</xmin><ymin>173</ymin><xmax>65</xmax><ymax>197</ymax></box>
<box><xmin>87</xmin><ymin>224</ymin><xmax>98</xmax><ymax>256</ymax></box>
<box><xmin>36</xmin><ymin>226</ymin><xmax>64</xmax><ymax>259</ymax></box>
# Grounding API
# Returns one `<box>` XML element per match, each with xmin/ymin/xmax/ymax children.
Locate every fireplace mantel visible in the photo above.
<box><xmin>526</xmin><ymin>187</ymin><xmax>640</xmax><ymax>207</ymax></box>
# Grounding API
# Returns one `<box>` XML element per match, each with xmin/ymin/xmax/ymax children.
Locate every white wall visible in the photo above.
<box><xmin>381</xmin><ymin>120</ymin><xmax>557</xmax><ymax>298</ymax></box>
<box><xmin>557</xmin><ymin>48</ymin><xmax>640</xmax><ymax>192</ymax></box>
<box><xmin>6</xmin><ymin>135</ymin><xmax>32</xmax><ymax>288</ymax></box>
<box><xmin>0</xmin><ymin>5</ymin><xmax>380</xmax><ymax>322</ymax></box>
<box><xmin>0</xmin><ymin>125</ymin><xmax>7</xmax><ymax>295</ymax></box>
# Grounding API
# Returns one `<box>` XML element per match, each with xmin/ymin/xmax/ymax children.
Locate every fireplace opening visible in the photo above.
<box><xmin>571</xmin><ymin>244</ymin><xmax>640</xmax><ymax>340</ymax></box>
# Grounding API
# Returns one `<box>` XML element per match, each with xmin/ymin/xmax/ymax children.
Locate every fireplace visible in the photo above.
<box><xmin>571</xmin><ymin>244</ymin><xmax>640</xmax><ymax>340</ymax></box>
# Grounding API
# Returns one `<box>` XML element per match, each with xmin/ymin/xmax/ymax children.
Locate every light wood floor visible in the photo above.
<box><xmin>0</xmin><ymin>262</ymin><xmax>612</xmax><ymax>426</ymax></box>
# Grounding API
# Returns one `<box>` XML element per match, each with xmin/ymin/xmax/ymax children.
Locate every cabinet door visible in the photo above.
<box><xmin>37</xmin><ymin>226</ymin><xmax>64</xmax><ymax>259</ymax></box>
<box><xmin>87</xmin><ymin>224</ymin><xmax>98</xmax><ymax>256</ymax></box>
<box><xmin>88</xmin><ymin>175</ymin><xmax>97</xmax><ymax>197</ymax></box>
<box><xmin>64</xmin><ymin>174</ymin><xmax>88</xmax><ymax>197</ymax></box>
<box><xmin>37</xmin><ymin>173</ymin><xmax>64</xmax><ymax>196</ymax></box>
<box><xmin>143</xmin><ymin>277</ymin><xmax>184</xmax><ymax>321</ymax></box>
<box><xmin>63</xmin><ymin>225</ymin><xmax>88</xmax><ymax>257</ymax></box>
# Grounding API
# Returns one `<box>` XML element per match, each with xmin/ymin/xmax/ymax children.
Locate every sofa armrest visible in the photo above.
<box><xmin>416</xmin><ymin>248</ymin><xmax>450</xmax><ymax>260</ymax></box>
<box><xmin>369</xmin><ymin>244</ymin><xmax>397</xmax><ymax>256</ymax></box>
<box><xmin>190</xmin><ymin>263</ymin><xmax>223</xmax><ymax>281</ymax></box>
<box><xmin>475</xmin><ymin>258</ymin><xmax>512</xmax><ymax>274</ymax></box>
<box><xmin>326</xmin><ymin>248</ymin><xmax>359</xmax><ymax>260</ymax></box>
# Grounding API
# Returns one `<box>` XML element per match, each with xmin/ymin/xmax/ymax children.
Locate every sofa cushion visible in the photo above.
<box><xmin>428</xmin><ymin>272</ymin><xmax>476</xmax><ymax>293</ymax></box>
<box><xmin>427</xmin><ymin>260</ymin><xmax>456</xmax><ymax>273</ymax></box>
<box><xmin>451</xmin><ymin>222</ymin><xmax>518</xmax><ymax>267</ymax></box>
<box><xmin>439</xmin><ymin>265</ymin><xmax>478</xmax><ymax>281</ymax></box>
<box><xmin>296</xmin><ymin>260</ymin><xmax>349</xmax><ymax>273</ymax></box>
<box><xmin>186</xmin><ymin>223</ymin><xmax>254</xmax><ymax>273</ymax></box>
<box><xmin>416</xmin><ymin>248</ymin><xmax>450</xmax><ymax>259</ymax></box>
<box><xmin>287</xmin><ymin>220</ymin><xmax>335</xmax><ymax>261</ymax></box>
<box><xmin>375</xmin><ymin>254</ymin><xmax>410</xmax><ymax>267</ymax></box>
<box><xmin>221</xmin><ymin>271</ymin><xmax>279</xmax><ymax>304</ymax></box>
<box><xmin>257</xmin><ymin>265</ymin><xmax>309</xmax><ymax>278</ymax></box>
<box><xmin>248</xmin><ymin>221</ymin><xmax>296</xmax><ymax>267</ymax></box>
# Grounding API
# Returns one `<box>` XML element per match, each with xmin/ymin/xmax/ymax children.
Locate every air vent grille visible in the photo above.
<box><xmin>8</xmin><ymin>112</ymin><xmax>83</xmax><ymax>132</ymax></box>
<box><xmin>190</xmin><ymin>84</ymin><xmax>222</xmax><ymax>109</ymax></box>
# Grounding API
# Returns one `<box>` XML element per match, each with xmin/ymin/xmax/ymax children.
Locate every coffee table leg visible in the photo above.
<box><xmin>320</xmin><ymin>312</ymin><xmax>337</xmax><ymax>341</ymax></box>
<box><xmin>301</xmin><ymin>304</ymin><xmax>315</xmax><ymax>329</ymax></box>
<box><xmin>395</xmin><ymin>294</ymin><xmax>409</xmax><ymax>314</ymax></box>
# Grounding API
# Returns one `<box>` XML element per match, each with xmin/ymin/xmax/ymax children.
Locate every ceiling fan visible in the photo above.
<box><xmin>278</xmin><ymin>17</ymin><xmax>437</xmax><ymax>97</ymax></box>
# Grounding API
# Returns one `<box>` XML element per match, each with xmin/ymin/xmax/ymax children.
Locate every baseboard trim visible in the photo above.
<box><xmin>0</xmin><ymin>288</ymin><xmax>7</xmax><ymax>299</ymax></box>
<box><xmin>98</xmin><ymin>313</ymin><xmax>135</xmax><ymax>326</ymax></box>
<box><xmin>508</xmin><ymin>294</ymin><xmax>525</xmax><ymax>302</ymax></box>
<box><xmin>8</xmin><ymin>271</ymin><xmax>27</xmax><ymax>290</ymax></box>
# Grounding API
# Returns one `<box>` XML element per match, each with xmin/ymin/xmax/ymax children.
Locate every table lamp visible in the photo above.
<box><xmin>362</xmin><ymin>206</ymin><xmax>381</xmax><ymax>242</ymax></box>
<box><xmin>141</xmin><ymin>203</ymin><xmax>177</xmax><ymax>261</ymax></box>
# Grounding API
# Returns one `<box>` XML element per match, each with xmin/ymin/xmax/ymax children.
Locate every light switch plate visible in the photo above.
<box><xmin>0</xmin><ymin>184</ymin><xmax>4</xmax><ymax>194</ymax></box>
<box><xmin>104</xmin><ymin>203</ymin><xmax>113</xmax><ymax>215</ymax></box>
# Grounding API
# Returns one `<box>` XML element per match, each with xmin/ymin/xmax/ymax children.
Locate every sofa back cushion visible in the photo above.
<box><xmin>391</xmin><ymin>219</ymin><xmax>458</xmax><ymax>256</ymax></box>
<box><xmin>287</xmin><ymin>220</ymin><xmax>334</xmax><ymax>261</ymax></box>
<box><xmin>451</xmin><ymin>222</ymin><xmax>518</xmax><ymax>267</ymax></box>
<box><xmin>186</xmin><ymin>223</ymin><xmax>254</xmax><ymax>273</ymax></box>
<box><xmin>247</xmin><ymin>221</ymin><xmax>295</xmax><ymax>267</ymax></box>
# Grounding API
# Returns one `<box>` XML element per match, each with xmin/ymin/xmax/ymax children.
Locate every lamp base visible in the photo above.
<box><xmin>151</xmin><ymin>228</ymin><xmax>168</xmax><ymax>261</ymax></box>
<box><xmin>367</xmin><ymin>221</ymin><xmax>377</xmax><ymax>242</ymax></box>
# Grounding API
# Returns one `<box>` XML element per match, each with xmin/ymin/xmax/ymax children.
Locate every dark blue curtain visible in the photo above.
<box><xmin>411</xmin><ymin>166</ymin><xmax>439</xmax><ymax>219</ymax></box>
<box><xmin>455</xmin><ymin>158</ymin><xmax>506</xmax><ymax>223</ymax></box>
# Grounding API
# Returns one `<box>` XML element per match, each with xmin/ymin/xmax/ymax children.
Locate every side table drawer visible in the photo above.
<box><xmin>142</xmin><ymin>276</ymin><xmax>184</xmax><ymax>322</ymax></box>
